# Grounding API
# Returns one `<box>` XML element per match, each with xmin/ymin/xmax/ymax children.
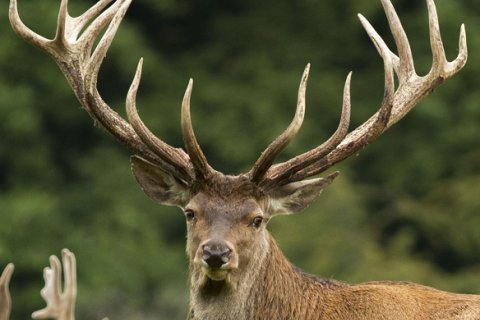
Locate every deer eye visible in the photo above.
<box><xmin>251</xmin><ymin>216</ymin><xmax>264</xmax><ymax>229</ymax></box>
<box><xmin>184</xmin><ymin>209</ymin><xmax>196</xmax><ymax>222</ymax></box>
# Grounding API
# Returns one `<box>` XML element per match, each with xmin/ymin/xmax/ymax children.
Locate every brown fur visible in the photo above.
<box><xmin>156</xmin><ymin>174</ymin><xmax>480</xmax><ymax>320</ymax></box>
<box><xmin>8</xmin><ymin>0</ymin><xmax>472</xmax><ymax>318</ymax></box>
<box><xmin>112</xmin><ymin>138</ymin><xmax>479</xmax><ymax>320</ymax></box>
<box><xmin>188</xmin><ymin>232</ymin><xmax>480</xmax><ymax>320</ymax></box>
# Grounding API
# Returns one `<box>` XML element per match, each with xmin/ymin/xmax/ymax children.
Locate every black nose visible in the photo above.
<box><xmin>202</xmin><ymin>242</ymin><xmax>232</xmax><ymax>269</ymax></box>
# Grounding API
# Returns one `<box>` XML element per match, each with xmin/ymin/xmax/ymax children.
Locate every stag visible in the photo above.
<box><xmin>6</xmin><ymin>0</ymin><xmax>476</xmax><ymax>319</ymax></box>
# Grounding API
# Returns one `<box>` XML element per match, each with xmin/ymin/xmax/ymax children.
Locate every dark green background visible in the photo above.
<box><xmin>0</xmin><ymin>0</ymin><xmax>479</xmax><ymax>319</ymax></box>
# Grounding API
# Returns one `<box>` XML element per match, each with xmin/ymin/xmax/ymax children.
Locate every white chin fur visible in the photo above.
<box><xmin>203</xmin><ymin>267</ymin><xmax>229</xmax><ymax>281</ymax></box>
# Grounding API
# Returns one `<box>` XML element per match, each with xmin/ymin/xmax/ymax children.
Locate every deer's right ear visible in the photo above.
<box><xmin>266</xmin><ymin>171</ymin><xmax>339</xmax><ymax>216</ymax></box>
<box><xmin>130</xmin><ymin>156</ymin><xmax>191</xmax><ymax>208</ymax></box>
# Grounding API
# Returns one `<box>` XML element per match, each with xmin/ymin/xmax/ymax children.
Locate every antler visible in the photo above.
<box><xmin>10</xmin><ymin>0</ymin><xmax>467</xmax><ymax>188</ymax></box>
<box><xmin>9</xmin><ymin>0</ymin><xmax>215</xmax><ymax>184</ymax></box>
<box><xmin>0</xmin><ymin>264</ymin><xmax>14</xmax><ymax>320</ymax></box>
<box><xmin>32</xmin><ymin>249</ymin><xmax>77</xmax><ymax>320</ymax></box>
<box><xmin>252</xmin><ymin>0</ymin><xmax>467</xmax><ymax>188</ymax></box>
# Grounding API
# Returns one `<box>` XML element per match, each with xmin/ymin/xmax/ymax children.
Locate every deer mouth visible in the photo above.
<box><xmin>203</xmin><ymin>266</ymin><xmax>231</xmax><ymax>281</ymax></box>
<box><xmin>200</xmin><ymin>258</ymin><xmax>239</xmax><ymax>281</ymax></box>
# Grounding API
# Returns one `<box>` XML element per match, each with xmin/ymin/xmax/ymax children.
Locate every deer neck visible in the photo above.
<box><xmin>188</xmin><ymin>233</ymin><xmax>344</xmax><ymax>320</ymax></box>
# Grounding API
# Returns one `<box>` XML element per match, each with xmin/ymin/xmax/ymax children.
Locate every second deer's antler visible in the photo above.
<box><xmin>32</xmin><ymin>249</ymin><xmax>77</xmax><ymax>320</ymax></box>
<box><xmin>0</xmin><ymin>264</ymin><xmax>14</xmax><ymax>320</ymax></box>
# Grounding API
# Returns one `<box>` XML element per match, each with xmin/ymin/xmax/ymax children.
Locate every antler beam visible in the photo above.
<box><xmin>257</xmin><ymin>0</ymin><xmax>467</xmax><ymax>188</ymax></box>
<box><xmin>8</xmin><ymin>0</ymin><xmax>218</xmax><ymax>184</ymax></box>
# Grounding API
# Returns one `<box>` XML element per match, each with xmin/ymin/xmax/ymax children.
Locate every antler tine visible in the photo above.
<box><xmin>79</xmin><ymin>0</ymin><xmax>126</xmax><ymax>58</ymax></box>
<box><xmin>0</xmin><ymin>264</ymin><xmax>14</xmax><ymax>320</ymax></box>
<box><xmin>32</xmin><ymin>249</ymin><xmax>76</xmax><ymax>320</ymax></box>
<box><xmin>72</xmin><ymin>0</ymin><xmax>114</xmax><ymax>39</ymax></box>
<box><xmin>181</xmin><ymin>79</ymin><xmax>213</xmax><ymax>180</ymax></box>
<box><xmin>448</xmin><ymin>24</ymin><xmax>467</xmax><ymax>77</ymax></box>
<box><xmin>86</xmin><ymin>0</ymin><xmax>131</xmax><ymax>83</ymax></box>
<box><xmin>9</xmin><ymin>0</ymin><xmax>50</xmax><ymax>50</ymax></box>
<box><xmin>445</xmin><ymin>24</ymin><xmax>468</xmax><ymax>78</ymax></box>
<box><xmin>260</xmin><ymin>0</ymin><xmax>466</xmax><ymax>185</ymax></box>
<box><xmin>55</xmin><ymin>0</ymin><xmax>118</xmax><ymax>48</ymax></box>
<box><xmin>426</xmin><ymin>0</ymin><xmax>446</xmax><ymax>73</ymax></box>
<box><xmin>262</xmin><ymin>72</ymin><xmax>352</xmax><ymax>188</ymax></box>
<box><xmin>426</xmin><ymin>0</ymin><xmax>468</xmax><ymax>78</ymax></box>
<box><xmin>10</xmin><ymin>0</ymin><xmax>196</xmax><ymax>183</ymax></box>
<box><xmin>381</xmin><ymin>0</ymin><xmax>416</xmax><ymax>80</ymax></box>
<box><xmin>54</xmin><ymin>0</ymin><xmax>69</xmax><ymax>48</ymax></box>
<box><xmin>126</xmin><ymin>59</ymin><xmax>193</xmax><ymax>182</ymax></box>
<box><xmin>250</xmin><ymin>64</ymin><xmax>310</xmax><ymax>183</ymax></box>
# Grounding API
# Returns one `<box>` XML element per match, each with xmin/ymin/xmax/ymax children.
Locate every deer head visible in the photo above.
<box><xmin>129</xmin><ymin>66</ymin><xmax>342</xmax><ymax>287</ymax></box>
<box><xmin>9</xmin><ymin>0</ymin><xmax>467</xmax><ymax>308</ymax></box>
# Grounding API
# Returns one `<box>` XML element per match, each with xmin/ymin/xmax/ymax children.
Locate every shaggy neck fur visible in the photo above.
<box><xmin>187</xmin><ymin>233</ymin><xmax>345</xmax><ymax>320</ymax></box>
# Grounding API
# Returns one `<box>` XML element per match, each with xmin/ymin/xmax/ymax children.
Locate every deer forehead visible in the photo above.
<box><xmin>188</xmin><ymin>175</ymin><xmax>266</xmax><ymax>220</ymax></box>
<box><xmin>187</xmin><ymin>192</ymin><xmax>263</xmax><ymax>222</ymax></box>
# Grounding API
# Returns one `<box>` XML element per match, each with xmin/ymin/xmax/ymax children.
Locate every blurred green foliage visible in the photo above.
<box><xmin>0</xmin><ymin>0</ymin><xmax>479</xmax><ymax>319</ymax></box>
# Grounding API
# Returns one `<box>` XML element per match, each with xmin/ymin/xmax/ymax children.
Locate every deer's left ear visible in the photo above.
<box><xmin>266</xmin><ymin>172</ymin><xmax>339</xmax><ymax>216</ymax></box>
